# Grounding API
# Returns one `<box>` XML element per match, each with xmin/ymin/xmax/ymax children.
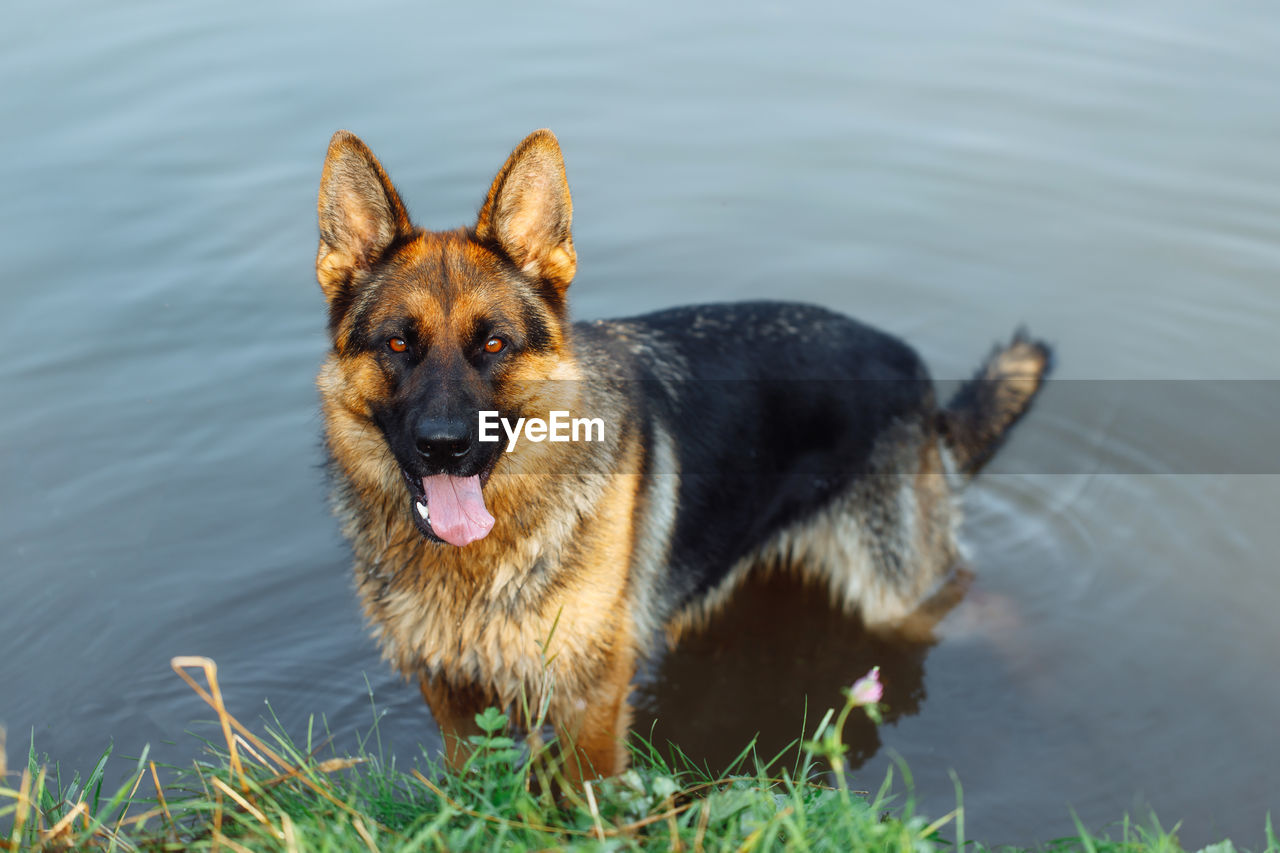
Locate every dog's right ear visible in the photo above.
<box><xmin>316</xmin><ymin>131</ymin><xmax>415</xmax><ymax>303</ymax></box>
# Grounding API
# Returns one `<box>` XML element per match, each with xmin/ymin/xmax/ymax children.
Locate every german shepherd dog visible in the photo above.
<box><xmin>314</xmin><ymin>129</ymin><xmax>1050</xmax><ymax>780</ymax></box>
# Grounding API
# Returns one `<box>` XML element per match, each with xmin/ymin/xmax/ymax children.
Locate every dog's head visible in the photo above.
<box><xmin>315</xmin><ymin>130</ymin><xmax>577</xmax><ymax>547</ymax></box>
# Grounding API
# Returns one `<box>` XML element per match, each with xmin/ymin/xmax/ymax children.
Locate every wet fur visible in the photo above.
<box><xmin>313</xmin><ymin>129</ymin><xmax>1051</xmax><ymax>780</ymax></box>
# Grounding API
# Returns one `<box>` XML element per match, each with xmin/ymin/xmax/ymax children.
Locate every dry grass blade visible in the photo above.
<box><xmin>169</xmin><ymin>656</ymin><xmax>382</xmax><ymax>829</ymax></box>
<box><xmin>211</xmin><ymin>776</ymin><xmax>281</xmax><ymax>840</ymax></box>
<box><xmin>43</xmin><ymin>801</ymin><xmax>88</xmax><ymax>842</ymax></box>
<box><xmin>171</xmin><ymin>656</ymin><xmax>245</xmax><ymax>789</ymax></box>
<box><xmin>583</xmin><ymin>781</ymin><xmax>606</xmax><ymax>842</ymax></box>
<box><xmin>613</xmin><ymin>800</ymin><xmax>694</xmax><ymax>835</ymax></box>
<box><xmin>281</xmin><ymin>812</ymin><xmax>299</xmax><ymax>853</ymax></box>
<box><xmin>212</xmin><ymin>785</ymin><xmax>224</xmax><ymax>853</ymax></box>
<box><xmin>150</xmin><ymin>760</ymin><xmax>173</xmax><ymax>830</ymax></box>
<box><xmin>663</xmin><ymin>795</ymin><xmax>686</xmax><ymax>851</ymax></box>
<box><xmin>0</xmin><ymin>726</ymin><xmax>6</xmax><ymax>779</ymax></box>
<box><xmin>352</xmin><ymin>815</ymin><xmax>378</xmax><ymax>852</ymax></box>
<box><xmin>693</xmin><ymin>799</ymin><xmax>711</xmax><ymax>853</ymax></box>
<box><xmin>10</xmin><ymin>767</ymin><xmax>31</xmax><ymax>847</ymax></box>
<box><xmin>232</xmin><ymin>733</ymin><xmax>274</xmax><ymax>770</ymax></box>
<box><xmin>116</xmin><ymin>806</ymin><xmax>169</xmax><ymax>832</ymax></box>
<box><xmin>212</xmin><ymin>831</ymin><xmax>256</xmax><ymax>853</ymax></box>
<box><xmin>262</xmin><ymin>756</ymin><xmax>364</xmax><ymax>790</ymax></box>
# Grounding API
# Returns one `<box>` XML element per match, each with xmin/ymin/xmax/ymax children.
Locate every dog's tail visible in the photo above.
<box><xmin>939</xmin><ymin>329</ymin><xmax>1052</xmax><ymax>479</ymax></box>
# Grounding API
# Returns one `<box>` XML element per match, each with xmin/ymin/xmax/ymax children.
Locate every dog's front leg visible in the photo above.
<box><xmin>419</xmin><ymin>674</ymin><xmax>500</xmax><ymax>771</ymax></box>
<box><xmin>552</xmin><ymin>642</ymin><xmax>637</xmax><ymax>783</ymax></box>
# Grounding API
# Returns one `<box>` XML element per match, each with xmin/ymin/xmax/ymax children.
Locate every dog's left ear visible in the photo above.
<box><xmin>475</xmin><ymin>129</ymin><xmax>576</xmax><ymax>295</ymax></box>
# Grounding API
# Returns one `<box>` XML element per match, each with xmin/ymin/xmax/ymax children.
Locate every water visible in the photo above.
<box><xmin>2</xmin><ymin>0</ymin><xmax>1279</xmax><ymax>845</ymax></box>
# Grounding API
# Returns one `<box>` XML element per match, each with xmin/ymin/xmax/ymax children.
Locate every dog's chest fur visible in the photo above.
<box><xmin>337</xmin><ymin>417</ymin><xmax>646</xmax><ymax>706</ymax></box>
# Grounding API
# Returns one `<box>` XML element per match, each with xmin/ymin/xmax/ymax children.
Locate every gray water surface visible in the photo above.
<box><xmin>2</xmin><ymin>0</ymin><xmax>1279</xmax><ymax>846</ymax></box>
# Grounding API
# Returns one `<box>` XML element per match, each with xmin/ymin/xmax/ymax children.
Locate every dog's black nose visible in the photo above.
<box><xmin>414</xmin><ymin>417</ymin><xmax>472</xmax><ymax>462</ymax></box>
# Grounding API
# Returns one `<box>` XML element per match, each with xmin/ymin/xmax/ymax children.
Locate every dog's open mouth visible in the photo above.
<box><xmin>402</xmin><ymin>470</ymin><xmax>495</xmax><ymax>547</ymax></box>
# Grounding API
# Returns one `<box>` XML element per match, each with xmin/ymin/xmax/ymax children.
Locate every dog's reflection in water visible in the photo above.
<box><xmin>636</xmin><ymin>566</ymin><xmax>973</xmax><ymax>773</ymax></box>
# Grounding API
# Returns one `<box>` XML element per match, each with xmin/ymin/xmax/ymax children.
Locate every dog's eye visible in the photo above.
<box><xmin>387</xmin><ymin>337</ymin><xmax>407</xmax><ymax>353</ymax></box>
<box><xmin>484</xmin><ymin>337</ymin><xmax>505</xmax><ymax>354</ymax></box>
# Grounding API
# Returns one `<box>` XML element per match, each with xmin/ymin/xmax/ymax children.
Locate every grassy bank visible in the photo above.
<box><xmin>1</xmin><ymin>658</ymin><xmax>1273</xmax><ymax>852</ymax></box>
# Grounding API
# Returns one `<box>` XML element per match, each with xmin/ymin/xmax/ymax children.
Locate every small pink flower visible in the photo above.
<box><xmin>850</xmin><ymin>667</ymin><xmax>883</xmax><ymax>705</ymax></box>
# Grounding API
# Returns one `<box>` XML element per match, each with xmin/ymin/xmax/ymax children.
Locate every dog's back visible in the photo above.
<box><xmin>577</xmin><ymin>301</ymin><xmax>1050</xmax><ymax>636</ymax></box>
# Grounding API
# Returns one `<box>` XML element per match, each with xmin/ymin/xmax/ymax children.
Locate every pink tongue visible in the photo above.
<box><xmin>422</xmin><ymin>474</ymin><xmax>494</xmax><ymax>547</ymax></box>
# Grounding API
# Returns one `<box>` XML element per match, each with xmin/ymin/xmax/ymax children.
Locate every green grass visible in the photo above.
<box><xmin>1</xmin><ymin>659</ymin><xmax>1275</xmax><ymax>852</ymax></box>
